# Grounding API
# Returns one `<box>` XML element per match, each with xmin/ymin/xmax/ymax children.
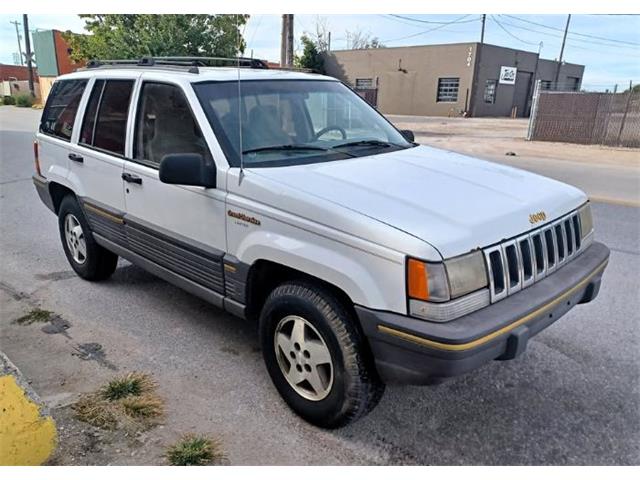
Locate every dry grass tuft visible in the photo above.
<box><xmin>72</xmin><ymin>372</ymin><xmax>163</xmax><ymax>430</ymax></box>
<box><xmin>166</xmin><ymin>434</ymin><xmax>226</xmax><ymax>466</ymax></box>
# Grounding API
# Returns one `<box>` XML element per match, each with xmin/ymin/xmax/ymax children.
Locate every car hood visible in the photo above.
<box><xmin>252</xmin><ymin>145</ymin><xmax>587</xmax><ymax>258</ymax></box>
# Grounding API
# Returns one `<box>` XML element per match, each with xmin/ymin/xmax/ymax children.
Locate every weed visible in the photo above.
<box><xmin>73</xmin><ymin>393</ymin><xmax>119</xmax><ymax>430</ymax></box>
<box><xmin>101</xmin><ymin>372</ymin><xmax>154</xmax><ymax>401</ymax></box>
<box><xmin>166</xmin><ymin>434</ymin><xmax>225</xmax><ymax>466</ymax></box>
<box><xmin>15</xmin><ymin>94</ymin><xmax>33</xmax><ymax>108</ymax></box>
<box><xmin>73</xmin><ymin>372</ymin><xmax>163</xmax><ymax>430</ymax></box>
<box><xmin>13</xmin><ymin>308</ymin><xmax>53</xmax><ymax>325</ymax></box>
<box><xmin>121</xmin><ymin>394</ymin><xmax>164</xmax><ymax>420</ymax></box>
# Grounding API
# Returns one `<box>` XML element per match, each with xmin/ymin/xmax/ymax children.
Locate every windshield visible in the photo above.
<box><xmin>193</xmin><ymin>80</ymin><xmax>414</xmax><ymax>167</ymax></box>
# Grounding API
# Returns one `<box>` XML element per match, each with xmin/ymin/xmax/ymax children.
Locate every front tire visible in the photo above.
<box><xmin>58</xmin><ymin>195</ymin><xmax>118</xmax><ymax>281</ymax></box>
<box><xmin>259</xmin><ymin>281</ymin><xmax>384</xmax><ymax>428</ymax></box>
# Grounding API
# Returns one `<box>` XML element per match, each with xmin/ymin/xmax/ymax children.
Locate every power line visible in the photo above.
<box><xmin>387</xmin><ymin>14</ymin><xmax>481</xmax><ymax>26</ymax></box>
<box><xmin>490</xmin><ymin>15</ymin><xmax>541</xmax><ymax>47</ymax></box>
<box><xmin>496</xmin><ymin>16</ymin><xmax>640</xmax><ymax>51</ymax></box>
<box><xmin>503</xmin><ymin>14</ymin><xmax>640</xmax><ymax>47</ymax></box>
<box><xmin>382</xmin><ymin>14</ymin><xmax>477</xmax><ymax>43</ymax></box>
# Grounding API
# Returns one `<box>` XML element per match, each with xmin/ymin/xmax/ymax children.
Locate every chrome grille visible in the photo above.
<box><xmin>484</xmin><ymin>210</ymin><xmax>589</xmax><ymax>303</ymax></box>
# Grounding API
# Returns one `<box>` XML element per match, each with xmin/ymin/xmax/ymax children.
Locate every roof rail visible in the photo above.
<box><xmin>84</xmin><ymin>56</ymin><xmax>270</xmax><ymax>74</ymax></box>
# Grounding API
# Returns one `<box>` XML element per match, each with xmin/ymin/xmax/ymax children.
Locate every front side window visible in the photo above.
<box><xmin>437</xmin><ymin>77</ymin><xmax>459</xmax><ymax>102</ymax></box>
<box><xmin>80</xmin><ymin>80</ymin><xmax>134</xmax><ymax>156</ymax></box>
<box><xmin>134</xmin><ymin>82</ymin><xmax>211</xmax><ymax>168</ymax></box>
<box><xmin>40</xmin><ymin>79</ymin><xmax>87</xmax><ymax>141</ymax></box>
<box><xmin>484</xmin><ymin>80</ymin><xmax>497</xmax><ymax>104</ymax></box>
<box><xmin>194</xmin><ymin>80</ymin><xmax>413</xmax><ymax>168</ymax></box>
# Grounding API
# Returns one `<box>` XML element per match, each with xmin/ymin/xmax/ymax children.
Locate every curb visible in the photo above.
<box><xmin>0</xmin><ymin>352</ymin><xmax>57</xmax><ymax>465</ymax></box>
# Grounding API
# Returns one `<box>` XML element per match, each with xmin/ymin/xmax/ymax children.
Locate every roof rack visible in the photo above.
<box><xmin>84</xmin><ymin>56</ymin><xmax>270</xmax><ymax>74</ymax></box>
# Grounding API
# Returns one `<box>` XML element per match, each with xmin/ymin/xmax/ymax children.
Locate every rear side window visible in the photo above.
<box><xmin>40</xmin><ymin>79</ymin><xmax>87</xmax><ymax>141</ymax></box>
<box><xmin>80</xmin><ymin>80</ymin><xmax>134</xmax><ymax>156</ymax></box>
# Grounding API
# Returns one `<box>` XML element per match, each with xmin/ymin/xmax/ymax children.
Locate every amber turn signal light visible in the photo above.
<box><xmin>407</xmin><ymin>258</ymin><xmax>429</xmax><ymax>300</ymax></box>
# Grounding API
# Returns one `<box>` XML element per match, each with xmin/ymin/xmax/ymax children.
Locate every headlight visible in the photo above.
<box><xmin>407</xmin><ymin>252</ymin><xmax>490</xmax><ymax>322</ymax></box>
<box><xmin>578</xmin><ymin>203</ymin><xmax>593</xmax><ymax>240</ymax></box>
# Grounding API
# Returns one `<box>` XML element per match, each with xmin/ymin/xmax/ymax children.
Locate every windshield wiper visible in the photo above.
<box><xmin>242</xmin><ymin>144</ymin><xmax>329</xmax><ymax>154</ymax></box>
<box><xmin>332</xmin><ymin>139</ymin><xmax>398</xmax><ymax>149</ymax></box>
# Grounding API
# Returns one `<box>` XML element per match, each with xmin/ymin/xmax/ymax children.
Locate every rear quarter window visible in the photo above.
<box><xmin>40</xmin><ymin>79</ymin><xmax>88</xmax><ymax>141</ymax></box>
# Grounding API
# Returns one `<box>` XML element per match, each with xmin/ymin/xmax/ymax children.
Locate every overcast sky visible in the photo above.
<box><xmin>1</xmin><ymin>14</ymin><xmax>638</xmax><ymax>89</ymax></box>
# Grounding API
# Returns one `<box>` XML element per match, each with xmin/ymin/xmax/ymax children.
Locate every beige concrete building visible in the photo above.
<box><xmin>322</xmin><ymin>42</ymin><xmax>585</xmax><ymax>117</ymax></box>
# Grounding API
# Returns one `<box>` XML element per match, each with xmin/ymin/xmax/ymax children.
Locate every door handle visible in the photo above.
<box><xmin>68</xmin><ymin>153</ymin><xmax>83</xmax><ymax>163</ymax></box>
<box><xmin>121</xmin><ymin>172</ymin><xmax>143</xmax><ymax>184</ymax></box>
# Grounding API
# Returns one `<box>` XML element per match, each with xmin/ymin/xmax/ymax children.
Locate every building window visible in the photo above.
<box><xmin>567</xmin><ymin>76</ymin><xmax>581</xmax><ymax>91</ymax></box>
<box><xmin>437</xmin><ymin>77</ymin><xmax>459</xmax><ymax>102</ymax></box>
<box><xmin>484</xmin><ymin>80</ymin><xmax>497</xmax><ymax>104</ymax></box>
<box><xmin>540</xmin><ymin>80</ymin><xmax>553</xmax><ymax>91</ymax></box>
<box><xmin>355</xmin><ymin>78</ymin><xmax>374</xmax><ymax>89</ymax></box>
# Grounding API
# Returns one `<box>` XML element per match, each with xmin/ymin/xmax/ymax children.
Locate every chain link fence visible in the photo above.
<box><xmin>527</xmin><ymin>81</ymin><xmax>640</xmax><ymax>148</ymax></box>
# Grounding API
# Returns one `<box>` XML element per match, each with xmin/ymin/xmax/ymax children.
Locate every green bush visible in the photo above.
<box><xmin>15</xmin><ymin>95</ymin><xmax>33</xmax><ymax>108</ymax></box>
<box><xmin>2</xmin><ymin>95</ymin><xmax>16</xmax><ymax>105</ymax></box>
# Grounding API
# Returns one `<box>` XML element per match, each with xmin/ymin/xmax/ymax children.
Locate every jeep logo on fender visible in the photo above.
<box><xmin>529</xmin><ymin>211</ymin><xmax>547</xmax><ymax>224</ymax></box>
<box><xmin>228</xmin><ymin>209</ymin><xmax>261</xmax><ymax>226</ymax></box>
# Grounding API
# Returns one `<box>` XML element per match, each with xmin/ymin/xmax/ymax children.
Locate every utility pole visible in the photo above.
<box><xmin>10</xmin><ymin>20</ymin><xmax>24</xmax><ymax>66</ymax></box>
<box><xmin>286</xmin><ymin>14</ymin><xmax>294</xmax><ymax>67</ymax></box>
<box><xmin>280</xmin><ymin>14</ymin><xmax>287</xmax><ymax>67</ymax></box>
<box><xmin>554</xmin><ymin>14</ymin><xmax>571</xmax><ymax>88</ymax></box>
<box><xmin>23</xmin><ymin>15</ymin><xmax>35</xmax><ymax>98</ymax></box>
<box><xmin>280</xmin><ymin>14</ymin><xmax>294</xmax><ymax>67</ymax></box>
<box><xmin>327</xmin><ymin>31</ymin><xmax>331</xmax><ymax>52</ymax></box>
<box><xmin>470</xmin><ymin>16</ymin><xmax>486</xmax><ymax>116</ymax></box>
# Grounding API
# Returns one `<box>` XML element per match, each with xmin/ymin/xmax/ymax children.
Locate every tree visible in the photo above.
<box><xmin>295</xmin><ymin>35</ymin><xmax>324</xmax><ymax>73</ymax></box>
<box><xmin>345</xmin><ymin>29</ymin><xmax>385</xmax><ymax>50</ymax></box>
<box><xmin>64</xmin><ymin>14</ymin><xmax>249</xmax><ymax>62</ymax></box>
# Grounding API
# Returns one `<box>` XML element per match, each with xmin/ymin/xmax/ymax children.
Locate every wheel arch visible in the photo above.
<box><xmin>48</xmin><ymin>181</ymin><xmax>77</xmax><ymax>214</ymax></box>
<box><xmin>244</xmin><ymin>259</ymin><xmax>358</xmax><ymax>324</ymax></box>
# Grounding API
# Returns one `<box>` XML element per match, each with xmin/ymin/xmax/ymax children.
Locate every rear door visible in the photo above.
<box><xmin>37</xmin><ymin>79</ymin><xmax>88</xmax><ymax>183</ymax></box>
<box><xmin>122</xmin><ymin>79</ymin><xmax>227</xmax><ymax>296</ymax></box>
<box><xmin>70</xmin><ymin>76</ymin><xmax>137</xmax><ymax>243</ymax></box>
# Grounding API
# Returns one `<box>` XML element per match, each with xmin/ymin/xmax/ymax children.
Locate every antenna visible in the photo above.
<box><xmin>237</xmin><ymin>16</ymin><xmax>244</xmax><ymax>179</ymax></box>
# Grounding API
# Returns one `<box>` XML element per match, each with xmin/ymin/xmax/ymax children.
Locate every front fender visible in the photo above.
<box><xmin>232</xmin><ymin>228</ymin><xmax>407</xmax><ymax>314</ymax></box>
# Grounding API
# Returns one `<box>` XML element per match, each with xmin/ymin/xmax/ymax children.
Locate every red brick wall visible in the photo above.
<box><xmin>53</xmin><ymin>30</ymin><xmax>83</xmax><ymax>74</ymax></box>
<box><xmin>0</xmin><ymin>64</ymin><xmax>39</xmax><ymax>82</ymax></box>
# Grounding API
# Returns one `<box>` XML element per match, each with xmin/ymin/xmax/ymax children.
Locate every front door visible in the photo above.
<box><xmin>122</xmin><ymin>80</ymin><xmax>227</xmax><ymax>295</ymax></box>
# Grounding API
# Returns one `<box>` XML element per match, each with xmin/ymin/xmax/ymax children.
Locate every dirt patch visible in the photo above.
<box><xmin>46</xmin><ymin>406</ymin><xmax>167</xmax><ymax>465</ymax></box>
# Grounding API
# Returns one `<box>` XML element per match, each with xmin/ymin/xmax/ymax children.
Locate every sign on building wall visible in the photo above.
<box><xmin>499</xmin><ymin>66</ymin><xmax>517</xmax><ymax>85</ymax></box>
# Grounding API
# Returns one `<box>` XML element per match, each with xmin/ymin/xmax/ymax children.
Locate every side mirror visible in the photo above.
<box><xmin>400</xmin><ymin>129</ymin><xmax>415</xmax><ymax>142</ymax></box>
<box><xmin>159</xmin><ymin>154</ymin><xmax>216</xmax><ymax>188</ymax></box>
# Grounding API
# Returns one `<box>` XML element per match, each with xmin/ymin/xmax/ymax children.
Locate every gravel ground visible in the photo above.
<box><xmin>1</xmin><ymin>106</ymin><xmax>639</xmax><ymax>465</ymax></box>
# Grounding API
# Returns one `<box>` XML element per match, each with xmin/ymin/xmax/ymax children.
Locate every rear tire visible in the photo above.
<box><xmin>58</xmin><ymin>195</ymin><xmax>118</xmax><ymax>281</ymax></box>
<box><xmin>259</xmin><ymin>281</ymin><xmax>385</xmax><ymax>428</ymax></box>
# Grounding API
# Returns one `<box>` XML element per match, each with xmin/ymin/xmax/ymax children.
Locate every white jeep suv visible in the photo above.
<box><xmin>32</xmin><ymin>57</ymin><xmax>609</xmax><ymax>428</ymax></box>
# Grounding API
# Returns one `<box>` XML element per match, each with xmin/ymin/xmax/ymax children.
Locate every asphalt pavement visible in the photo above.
<box><xmin>1</xmin><ymin>107</ymin><xmax>638</xmax><ymax>465</ymax></box>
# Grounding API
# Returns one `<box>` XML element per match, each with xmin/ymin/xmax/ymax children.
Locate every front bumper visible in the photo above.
<box><xmin>356</xmin><ymin>241</ymin><xmax>610</xmax><ymax>385</ymax></box>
